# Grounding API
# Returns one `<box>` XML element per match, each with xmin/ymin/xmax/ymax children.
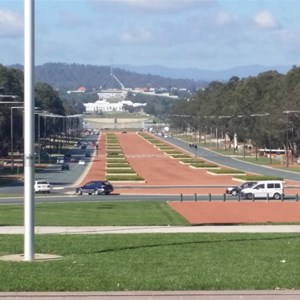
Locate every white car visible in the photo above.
<box><xmin>78</xmin><ymin>160</ymin><xmax>86</xmax><ymax>165</ymax></box>
<box><xmin>34</xmin><ymin>180</ymin><xmax>52</xmax><ymax>193</ymax></box>
<box><xmin>240</xmin><ymin>180</ymin><xmax>284</xmax><ymax>200</ymax></box>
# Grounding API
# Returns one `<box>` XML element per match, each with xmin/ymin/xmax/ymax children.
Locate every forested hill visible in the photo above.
<box><xmin>10</xmin><ymin>63</ymin><xmax>207</xmax><ymax>92</ymax></box>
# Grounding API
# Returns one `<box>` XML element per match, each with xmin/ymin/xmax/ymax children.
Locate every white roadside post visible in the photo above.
<box><xmin>24</xmin><ymin>0</ymin><xmax>35</xmax><ymax>261</ymax></box>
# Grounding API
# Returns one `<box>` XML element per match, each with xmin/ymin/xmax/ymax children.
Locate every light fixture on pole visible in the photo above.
<box><xmin>249</xmin><ymin>113</ymin><xmax>270</xmax><ymax>160</ymax></box>
<box><xmin>218</xmin><ymin>115</ymin><xmax>231</xmax><ymax>151</ymax></box>
<box><xmin>0</xmin><ymin>95</ymin><xmax>22</xmax><ymax>104</ymax></box>
<box><xmin>10</xmin><ymin>106</ymin><xmax>24</xmax><ymax>173</ymax></box>
<box><xmin>282</xmin><ymin>110</ymin><xmax>300</xmax><ymax>168</ymax></box>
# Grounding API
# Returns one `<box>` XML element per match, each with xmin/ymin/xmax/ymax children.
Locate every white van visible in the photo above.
<box><xmin>240</xmin><ymin>180</ymin><xmax>284</xmax><ymax>200</ymax></box>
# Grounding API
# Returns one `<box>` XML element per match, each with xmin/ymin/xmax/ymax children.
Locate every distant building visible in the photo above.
<box><xmin>83</xmin><ymin>97</ymin><xmax>146</xmax><ymax>113</ymax></box>
<box><xmin>67</xmin><ymin>86</ymin><xmax>87</xmax><ymax>94</ymax></box>
<box><xmin>83</xmin><ymin>68</ymin><xmax>147</xmax><ymax>113</ymax></box>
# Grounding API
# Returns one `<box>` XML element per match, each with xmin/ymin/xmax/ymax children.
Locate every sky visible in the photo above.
<box><xmin>1</xmin><ymin>0</ymin><xmax>300</xmax><ymax>71</ymax></box>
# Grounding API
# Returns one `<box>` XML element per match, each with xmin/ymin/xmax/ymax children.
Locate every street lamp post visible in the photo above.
<box><xmin>250</xmin><ymin>113</ymin><xmax>270</xmax><ymax>160</ymax></box>
<box><xmin>218</xmin><ymin>116</ymin><xmax>231</xmax><ymax>151</ymax></box>
<box><xmin>34</xmin><ymin>112</ymin><xmax>41</xmax><ymax>164</ymax></box>
<box><xmin>237</xmin><ymin>115</ymin><xmax>247</xmax><ymax>158</ymax></box>
<box><xmin>0</xmin><ymin>95</ymin><xmax>22</xmax><ymax>104</ymax></box>
<box><xmin>10</xmin><ymin>106</ymin><xmax>24</xmax><ymax>173</ymax></box>
<box><xmin>282</xmin><ymin>110</ymin><xmax>300</xmax><ymax>168</ymax></box>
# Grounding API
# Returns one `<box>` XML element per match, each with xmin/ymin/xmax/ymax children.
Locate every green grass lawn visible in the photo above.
<box><xmin>0</xmin><ymin>233</ymin><xmax>299</xmax><ymax>291</ymax></box>
<box><xmin>0</xmin><ymin>201</ymin><xmax>300</xmax><ymax>291</ymax></box>
<box><xmin>0</xmin><ymin>201</ymin><xmax>189</xmax><ymax>226</ymax></box>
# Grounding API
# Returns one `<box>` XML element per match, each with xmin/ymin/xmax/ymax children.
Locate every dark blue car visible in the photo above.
<box><xmin>75</xmin><ymin>180</ymin><xmax>114</xmax><ymax>195</ymax></box>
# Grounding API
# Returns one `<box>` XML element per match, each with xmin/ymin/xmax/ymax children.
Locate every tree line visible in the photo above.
<box><xmin>0</xmin><ymin>64</ymin><xmax>80</xmax><ymax>156</ymax></box>
<box><xmin>170</xmin><ymin>66</ymin><xmax>300</xmax><ymax>157</ymax></box>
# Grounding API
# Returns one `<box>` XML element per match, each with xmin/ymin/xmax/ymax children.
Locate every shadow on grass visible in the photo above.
<box><xmin>96</xmin><ymin>204</ymin><xmax>115</xmax><ymax>209</ymax></box>
<box><xmin>93</xmin><ymin>235</ymin><xmax>300</xmax><ymax>254</ymax></box>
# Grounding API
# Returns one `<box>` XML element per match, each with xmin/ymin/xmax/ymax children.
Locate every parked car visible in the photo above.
<box><xmin>34</xmin><ymin>180</ymin><xmax>52</xmax><ymax>193</ymax></box>
<box><xmin>75</xmin><ymin>180</ymin><xmax>114</xmax><ymax>195</ymax></box>
<box><xmin>78</xmin><ymin>160</ymin><xmax>86</xmax><ymax>165</ymax></box>
<box><xmin>61</xmin><ymin>163</ymin><xmax>70</xmax><ymax>171</ymax></box>
<box><xmin>240</xmin><ymin>180</ymin><xmax>284</xmax><ymax>200</ymax></box>
<box><xmin>225</xmin><ymin>181</ymin><xmax>257</xmax><ymax>196</ymax></box>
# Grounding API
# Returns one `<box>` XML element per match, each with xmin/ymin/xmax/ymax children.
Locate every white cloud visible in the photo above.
<box><xmin>120</xmin><ymin>27</ymin><xmax>153</xmax><ymax>44</ymax></box>
<box><xmin>0</xmin><ymin>9</ymin><xmax>23</xmax><ymax>38</ymax></box>
<box><xmin>253</xmin><ymin>9</ymin><xmax>281</xmax><ymax>29</ymax></box>
<box><xmin>215</xmin><ymin>11</ymin><xmax>237</xmax><ymax>26</ymax></box>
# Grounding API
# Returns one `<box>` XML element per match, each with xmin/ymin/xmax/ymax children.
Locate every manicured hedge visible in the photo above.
<box><xmin>107</xmin><ymin>153</ymin><xmax>124</xmax><ymax>158</ymax></box>
<box><xmin>208</xmin><ymin>169</ymin><xmax>245</xmax><ymax>174</ymax></box>
<box><xmin>106</xmin><ymin>163</ymin><xmax>128</xmax><ymax>167</ymax></box>
<box><xmin>106</xmin><ymin>175</ymin><xmax>144</xmax><ymax>181</ymax></box>
<box><xmin>106</xmin><ymin>168</ymin><xmax>136</xmax><ymax>174</ymax></box>
<box><xmin>164</xmin><ymin>150</ymin><xmax>184</xmax><ymax>155</ymax></box>
<box><xmin>169</xmin><ymin>154</ymin><xmax>192</xmax><ymax>159</ymax></box>
<box><xmin>180</xmin><ymin>158</ymin><xmax>205</xmax><ymax>164</ymax></box>
<box><xmin>190</xmin><ymin>163</ymin><xmax>219</xmax><ymax>168</ymax></box>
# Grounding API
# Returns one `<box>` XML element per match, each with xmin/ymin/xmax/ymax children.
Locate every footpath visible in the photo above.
<box><xmin>1</xmin><ymin>225</ymin><xmax>300</xmax><ymax>234</ymax></box>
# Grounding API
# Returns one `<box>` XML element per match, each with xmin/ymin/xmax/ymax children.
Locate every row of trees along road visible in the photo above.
<box><xmin>170</xmin><ymin>66</ymin><xmax>300</xmax><ymax>158</ymax></box>
<box><xmin>0</xmin><ymin>64</ymin><xmax>80</xmax><ymax>157</ymax></box>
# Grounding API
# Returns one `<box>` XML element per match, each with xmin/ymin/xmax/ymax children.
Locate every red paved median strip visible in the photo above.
<box><xmin>169</xmin><ymin>201</ymin><xmax>300</xmax><ymax>224</ymax></box>
<box><xmin>80</xmin><ymin>131</ymin><xmax>300</xmax><ymax>224</ymax></box>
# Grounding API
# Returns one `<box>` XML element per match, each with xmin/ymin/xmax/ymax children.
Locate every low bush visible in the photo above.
<box><xmin>107</xmin><ymin>153</ymin><xmax>124</xmax><ymax>158</ymax></box>
<box><xmin>190</xmin><ymin>163</ymin><xmax>219</xmax><ymax>168</ymax></box>
<box><xmin>169</xmin><ymin>154</ymin><xmax>192</xmax><ymax>159</ymax></box>
<box><xmin>209</xmin><ymin>169</ymin><xmax>245</xmax><ymax>174</ymax></box>
<box><xmin>106</xmin><ymin>168</ymin><xmax>136</xmax><ymax>174</ymax></box>
<box><xmin>164</xmin><ymin>150</ymin><xmax>184</xmax><ymax>155</ymax></box>
<box><xmin>106</xmin><ymin>158</ymin><xmax>127</xmax><ymax>162</ymax></box>
<box><xmin>180</xmin><ymin>158</ymin><xmax>205</xmax><ymax>164</ymax></box>
<box><xmin>106</xmin><ymin>163</ymin><xmax>130</xmax><ymax>168</ymax></box>
<box><xmin>106</xmin><ymin>175</ymin><xmax>144</xmax><ymax>181</ymax></box>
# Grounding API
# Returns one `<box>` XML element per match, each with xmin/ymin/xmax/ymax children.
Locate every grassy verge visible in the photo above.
<box><xmin>0</xmin><ymin>201</ymin><xmax>189</xmax><ymax>226</ymax></box>
<box><xmin>0</xmin><ymin>233</ymin><xmax>299</xmax><ymax>291</ymax></box>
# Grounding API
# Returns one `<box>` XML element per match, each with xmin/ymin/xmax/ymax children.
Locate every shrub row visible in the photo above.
<box><xmin>208</xmin><ymin>168</ymin><xmax>245</xmax><ymax>174</ymax></box>
<box><xmin>106</xmin><ymin>168</ymin><xmax>136</xmax><ymax>174</ymax></box>
<box><xmin>190</xmin><ymin>163</ymin><xmax>219</xmax><ymax>168</ymax></box>
<box><xmin>106</xmin><ymin>175</ymin><xmax>144</xmax><ymax>181</ymax></box>
<box><xmin>105</xmin><ymin>133</ymin><xmax>144</xmax><ymax>182</ymax></box>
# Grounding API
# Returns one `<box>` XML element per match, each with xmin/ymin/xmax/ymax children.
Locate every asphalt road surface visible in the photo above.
<box><xmin>163</xmin><ymin>135</ymin><xmax>300</xmax><ymax>182</ymax></box>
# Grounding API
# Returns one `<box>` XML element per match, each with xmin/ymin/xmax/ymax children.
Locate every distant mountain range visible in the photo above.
<box><xmin>117</xmin><ymin>64</ymin><xmax>293</xmax><ymax>81</ymax></box>
<box><xmin>8</xmin><ymin>62</ymin><xmax>294</xmax><ymax>92</ymax></box>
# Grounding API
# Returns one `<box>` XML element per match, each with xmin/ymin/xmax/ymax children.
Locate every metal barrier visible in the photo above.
<box><xmin>177</xmin><ymin>194</ymin><xmax>300</xmax><ymax>202</ymax></box>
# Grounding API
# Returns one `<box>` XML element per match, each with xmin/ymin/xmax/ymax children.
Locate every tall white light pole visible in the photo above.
<box><xmin>24</xmin><ymin>0</ymin><xmax>35</xmax><ymax>261</ymax></box>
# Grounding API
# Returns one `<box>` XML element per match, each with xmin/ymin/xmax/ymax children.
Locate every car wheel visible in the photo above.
<box><xmin>231</xmin><ymin>190</ymin><xmax>238</xmax><ymax>196</ymax></box>
<box><xmin>105</xmin><ymin>191</ymin><xmax>110</xmax><ymax>195</ymax></box>
<box><xmin>246</xmin><ymin>193</ymin><xmax>253</xmax><ymax>200</ymax></box>
<box><xmin>95</xmin><ymin>189</ymin><xmax>101</xmax><ymax>195</ymax></box>
<box><xmin>77</xmin><ymin>189</ymin><xmax>83</xmax><ymax>195</ymax></box>
<box><xmin>273</xmin><ymin>193</ymin><xmax>281</xmax><ymax>200</ymax></box>
<box><xmin>88</xmin><ymin>193</ymin><xmax>92</xmax><ymax>195</ymax></box>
